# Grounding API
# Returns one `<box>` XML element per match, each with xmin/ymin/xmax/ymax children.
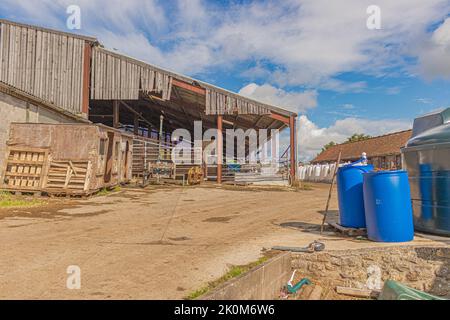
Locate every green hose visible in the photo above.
<box><xmin>287</xmin><ymin>278</ymin><xmax>311</xmax><ymax>294</ymax></box>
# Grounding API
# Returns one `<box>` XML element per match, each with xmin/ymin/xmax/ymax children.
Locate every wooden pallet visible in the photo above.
<box><xmin>1</xmin><ymin>147</ymin><xmax>49</xmax><ymax>191</ymax></box>
<box><xmin>43</xmin><ymin>160</ymin><xmax>92</xmax><ymax>195</ymax></box>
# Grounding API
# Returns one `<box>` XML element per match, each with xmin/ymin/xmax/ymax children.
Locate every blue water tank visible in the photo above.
<box><xmin>337</xmin><ymin>165</ymin><xmax>374</xmax><ymax>228</ymax></box>
<box><xmin>363</xmin><ymin>170</ymin><xmax>414</xmax><ymax>242</ymax></box>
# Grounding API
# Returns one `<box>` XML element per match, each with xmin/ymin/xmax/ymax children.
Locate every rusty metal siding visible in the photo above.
<box><xmin>90</xmin><ymin>47</ymin><xmax>173</xmax><ymax>101</ymax></box>
<box><xmin>0</xmin><ymin>21</ymin><xmax>86</xmax><ymax>115</ymax></box>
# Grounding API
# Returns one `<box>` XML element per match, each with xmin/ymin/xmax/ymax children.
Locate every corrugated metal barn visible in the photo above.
<box><xmin>0</xmin><ymin>19</ymin><xmax>298</xmax><ymax>188</ymax></box>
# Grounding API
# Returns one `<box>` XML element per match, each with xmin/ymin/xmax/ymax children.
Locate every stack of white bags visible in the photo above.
<box><xmin>298</xmin><ymin>162</ymin><xmax>350</xmax><ymax>183</ymax></box>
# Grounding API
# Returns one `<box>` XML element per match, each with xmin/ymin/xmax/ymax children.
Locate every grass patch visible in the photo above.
<box><xmin>291</xmin><ymin>181</ymin><xmax>313</xmax><ymax>191</ymax></box>
<box><xmin>0</xmin><ymin>191</ymin><xmax>45</xmax><ymax>208</ymax></box>
<box><xmin>299</xmin><ymin>183</ymin><xmax>313</xmax><ymax>191</ymax></box>
<box><xmin>97</xmin><ymin>186</ymin><xmax>122</xmax><ymax>196</ymax></box>
<box><xmin>185</xmin><ymin>256</ymin><xmax>270</xmax><ymax>300</ymax></box>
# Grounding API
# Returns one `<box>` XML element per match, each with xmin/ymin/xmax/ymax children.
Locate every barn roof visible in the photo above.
<box><xmin>0</xmin><ymin>18</ymin><xmax>296</xmax><ymax>134</ymax></box>
<box><xmin>0</xmin><ymin>19</ymin><xmax>98</xmax><ymax>42</ymax></box>
<box><xmin>312</xmin><ymin>130</ymin><xmax>413</xmax><ymax>163</ymax></box>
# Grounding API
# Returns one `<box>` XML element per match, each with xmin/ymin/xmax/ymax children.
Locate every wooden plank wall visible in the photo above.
<box><xmin>90</xmin><ymin>47</ymin><xmax>172</xmax><ymax>101</ymax></box>
<box><xmin>205</xmin><ymin>89</ymin><xmax>272</xmax><ymax>116</ymax></box>
<box><xmin>0</xmin><ymin>22</ymin><xmax>86</xmax><ymax>114</ymax></box>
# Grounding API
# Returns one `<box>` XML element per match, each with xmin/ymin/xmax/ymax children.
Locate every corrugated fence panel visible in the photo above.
<box><xmin>90</xmin><ymin>47</ymin><xmax>172</xmax><ymax>101</ymax></box>
<box><xmin>0</xmin><ymin>21</ymin><xmax>85</xmax><ymax>114</ymax></box>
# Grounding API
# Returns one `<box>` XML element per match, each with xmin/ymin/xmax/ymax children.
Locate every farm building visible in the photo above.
<box><xmin>0</xmin><ymin>19</ymin><xmax>298</xmax><ymax>190</ymax></box>
<box><xmin>300</xmin><ymin>130</ymin><xmax>413</xmax><ymax>183</ymax></box>
<box><xmin>312</xmin><ymin>130</ymin><xmax>412</xmax><ymax>169</ymax></box>
<box><xmin>312</xmin><ymin>130</ymin><xmax>413</xmax><ymax>169</ymax></box>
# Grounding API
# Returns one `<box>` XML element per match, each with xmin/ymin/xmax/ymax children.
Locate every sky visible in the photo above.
<box><xmin>1</xmin><ymin>0</ymin><xmax>450</xmax><ymax>161</ymax></box>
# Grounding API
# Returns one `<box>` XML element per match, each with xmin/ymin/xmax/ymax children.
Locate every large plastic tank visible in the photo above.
<box><xmin>402</xmin><ymin>119</ymin><xmax>450</xmax><ymax>236</ymax></box>
<box><xmin>363</xmin><ymin>171</ymin><xmax>414</xmax><ymax>242</ymax></box>
<box><xmin>337</xmin><ymin>164</ymin><xmax>374</xmax><ymax>228</ymax></box>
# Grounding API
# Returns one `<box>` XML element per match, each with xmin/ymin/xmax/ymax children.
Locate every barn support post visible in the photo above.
<box><xmin>217</xmin><ymin>115</ymin><xmax>223</xmax><ymax>184</ymax></box>
<box><xmin>113</xmin><ymin>101</ymin><xmax>120</xmax><ymax>129</ymax></box>
<box><xmin>289</xmin><ymin>115</ymin><xmax>297</xmax><ymax>184</ymax></box>
<box><xmin>82</xmin><ymin>42</ymin><xmax>92</xmax><ymax>117</ymax></box>
<box><xmin>134</xmin><ymin>114</ymin><xmax>139</xmax><ymax>136</ymax></box>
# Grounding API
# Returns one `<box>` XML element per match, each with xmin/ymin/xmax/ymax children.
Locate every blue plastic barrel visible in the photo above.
<box><xmin>363</xmin><ymin>170</ymin><xmax>414</xmax><ymax>242</ymax></box>
<box><xmin>337</xmin><ymin>165</ymin><xmax>374</xmax><ymax>228</ymax></box>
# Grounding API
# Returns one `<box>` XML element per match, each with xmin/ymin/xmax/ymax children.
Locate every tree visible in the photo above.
<box><xmin>320</xmin><ymin>133</ymin><xmax>371</xmax><ymax>154</ymax></box>
<box><xmin>346</xmin><ymin>133</ymin><xmax>372</xmax><ymax>143</ymax></box>
<box><xmin>322</xmin><ymin>141</ymin><xmax>337</xmax><ymax>152</ymax></box>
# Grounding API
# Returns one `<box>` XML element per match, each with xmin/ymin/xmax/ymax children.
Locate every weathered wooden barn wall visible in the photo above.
<box><xmin>205</xmin><ymin>89</ymin><xmax>272</xmax><ymax>116</ymax></box>
<box><xmin>0</xmin><ymin>20</ymin><xmax>90</xmax><ymax>115</ymax></box>
<box><xmin>90</xmin><ymin>47</ymin><xmax>173</xmax><ymax>101</ymax></box>
<box><xmin>0</xmin><ymin>91</ymin><xmax>77</xmax><ymax>176</ymax></box>
<box><xmin>90</xmin><ymin>48</ymin><xmax>279</xmax><ymax>117</ymax></box>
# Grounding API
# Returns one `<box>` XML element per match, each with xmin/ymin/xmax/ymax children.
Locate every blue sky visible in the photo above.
<box><xmin>1</xmin><ymin>0</ymin><xmax>450</xmax><ymax>160</ymax></box>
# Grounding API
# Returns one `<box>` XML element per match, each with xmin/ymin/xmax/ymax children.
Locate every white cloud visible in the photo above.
<box><xmin>238</xmin><ymin>83</ymin><xmax>318</xmax><ymax>114</ymax></box>
<box><xmin>296</xmin><ymin>115</ymin><xmax>411</xmax><ymax>161</ymax></box>
<box><xmin>417</xmin><ymin>18</ymin><xmax>450</xmax><ymax>80</ymax></box>
<box><xmin>1</xmin><ymin>0</ymin><xmax>449</xmax><ymax>89</ymax></box>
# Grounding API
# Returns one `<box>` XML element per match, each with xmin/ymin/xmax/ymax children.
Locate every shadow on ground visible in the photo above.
<box><xmin>278</xmin><ymin>221</ymin><xmax>334</xmax><ymax>235</ymax></box>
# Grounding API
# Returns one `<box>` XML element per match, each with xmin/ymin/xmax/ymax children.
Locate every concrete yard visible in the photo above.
<box><xmin>0</xmin><ymin>183</ymin><xmax>445</xmax><ymax>300</ymax></box>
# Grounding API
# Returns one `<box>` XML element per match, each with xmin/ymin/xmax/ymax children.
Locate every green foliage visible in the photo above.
<box><xmin>322</xmin><ymin>141</ymin><xmax>337</xmax><ymax>152</ymax></box>
<box><xmin>346</xmin><ymin>133</ymin><xmax>372</xmax><ymax>143</ymax></box>
<box><xmin>0</xmin><ymin>191</ymin><xmax>44</xmax><ymax>208</ymax></box>
<box><xmin>185</xmin><ymin>256</ymin><xmax>269</xmax><ymax>300</ymax></box>
<box><xmin>320</xmin><ymin>133</ymin><xmax>372</xmax><ymax>156</ymax></box>
<box><xmin>97</xmin><ymin>186</ymin><xmax>121</xmax><ymax>196</ymax></box>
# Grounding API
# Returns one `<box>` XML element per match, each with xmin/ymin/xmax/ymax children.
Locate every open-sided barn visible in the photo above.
<box><xmin>0</xmin><ymin>19</ymin><xmax>298</xmax><ymax>190</ymax></box>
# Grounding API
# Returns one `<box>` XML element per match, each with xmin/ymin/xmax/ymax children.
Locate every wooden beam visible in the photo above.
<box><xmin>90</xmin><ymin>114</ymin><xmax>114</xmax><ymax>118</ymax></box>
<box><xmin>119</xmin><ymin>100</ymin><xmax>156</xmax><ymax>130</ymax></box>
<box><xmin>270</xmin><ymin>113</ymin><xmax>290</xmax><ymax>125</ymax></box>
<box><xmin>255</xmin><ymin>115</ymin><xmax>265</xmax><ymax>127</ymax></box>
<box><xmin>172</xmin><ymin>79</ymin><xmax>206</xmax><ymax>96</ymax></box>
<box><xmin>144</xmin><ymin>101</ymin><xmax>195</xmax><ymax>131</ymax></box>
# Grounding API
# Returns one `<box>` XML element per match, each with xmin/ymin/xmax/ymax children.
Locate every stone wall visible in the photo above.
<box><xmin>291</xmin><ymin>246</ymin><xmax>449</xmax><ymax>299</ymax></box>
